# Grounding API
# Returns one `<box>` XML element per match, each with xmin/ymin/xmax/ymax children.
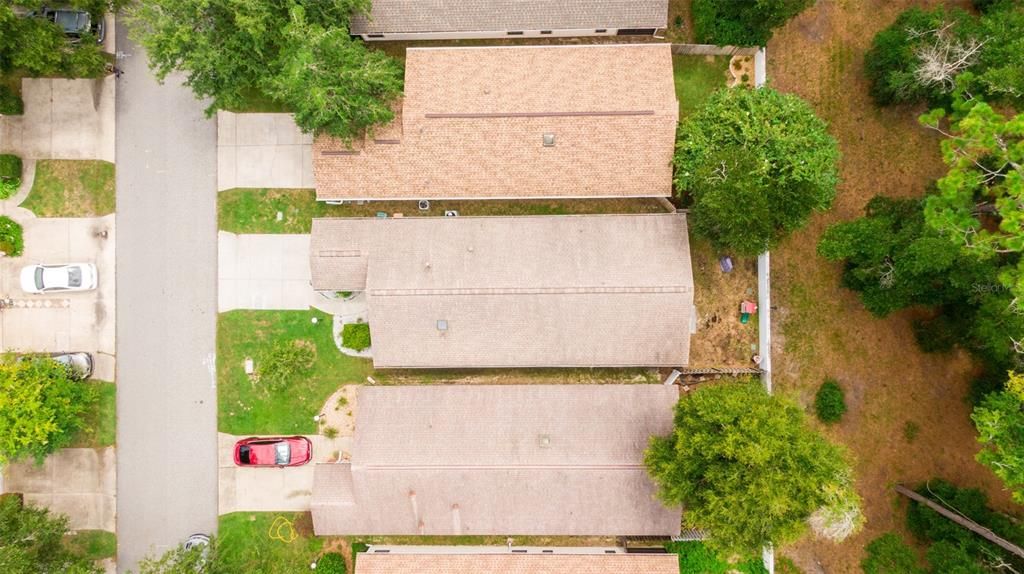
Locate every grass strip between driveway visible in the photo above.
<box><xmin>21</xmin><ymin>160</ymin><xmax>115</xmax><ymax>217</ymax></box>
<box><xmin>70</xmin><ymin>381</ymin><xmax>116</xmax><ymax>448</ymax></box>
<box><xmin>64</xmin><ymin>529</ymin><xmax>116</xmax><ymax>561</ymax></box>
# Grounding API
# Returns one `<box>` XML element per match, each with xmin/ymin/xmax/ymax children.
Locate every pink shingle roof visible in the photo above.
<box><xmin>313</xmin><ymin>44</ymin><xmax>678</xmax><ymax>200</ymax></box>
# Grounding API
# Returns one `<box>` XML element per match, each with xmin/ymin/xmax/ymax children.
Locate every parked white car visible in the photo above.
<box><xmin>19</xmin><ymin>263</ymin><xmax>98</xmax><ymax>293</ymax></box>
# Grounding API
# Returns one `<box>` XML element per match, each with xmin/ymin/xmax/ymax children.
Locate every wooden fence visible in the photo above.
<box><xmin>670</xmin><ymin>43</ymin><xmax>760</xmax><ymax>57</ymax></box>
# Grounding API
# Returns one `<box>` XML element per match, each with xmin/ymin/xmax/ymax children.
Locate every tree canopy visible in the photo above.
<box><xmin>674</xmin><ymin>87</ymin><xmax>840</xmax><ymax>257</ymax></box>
<box><xmin>973</xmin><ymin>372</ymin><xmax>1024</xmax><ymax>504</ymax></box>
<box><xmin>644</xmin><ymin>380</ymin><xmax>862</xmax><ymax>555</ymax></box>
<box><xmin>0</xmin><ymin>1</ymin><xmax>113</xmax><ymax>78</ymax></box>
<box><xmin>126</xmin><ymin>0</ymin><xmax>403</xmax><ymax>139</ymax></box>
<box><xmin>691</xmin><ymin>0</ymin><xmax>813</xmax><ymax>47</ymax></box>
<box><xmin>0</xmin><ymin>494</ymin><xmax>100</xmax><ymax>574</ymax></box>
<box><xmin>0</xmin><ymin>356</ymin><xmax>95</xmax><ymax>464</ymax></box>
<box><xmin>133</xmin><ymin>540</ymin><xmax>221</xmax><ymax>574</ymax></box>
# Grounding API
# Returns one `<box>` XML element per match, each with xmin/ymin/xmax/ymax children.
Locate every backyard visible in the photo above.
<box><xmin>765</xmin><ymin>0</ymin><xmax>1015</xmax><ymax>570</ymax></box>
<box><xmin>21</xmin><ymin>160</ymin><xmax>116</xmax><ymax>217</ymax></box>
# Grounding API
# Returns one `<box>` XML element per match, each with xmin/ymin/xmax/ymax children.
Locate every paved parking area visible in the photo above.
<box><xmin>217</xmin><ymin>112</ymin><xmax>314</xmax><ymax>191</ymax></box>
<box><xmin>0</xmin><ymin>77</ymin><xmax>116</xmax><ymax>162</ymax></box>
<box><xmin>218</xmin><ymin>232</ymin><xmax>314</xmax><ymax>312</ymax></box>
<box><xmin>0</xmin><ymin>216</ymin><xmax>116</xmax><ymax>380</ymax></box>
<box><xmin>2</xmin><ymin>447</ymin><xmax>116</xmax><ymax>531</ymax></box>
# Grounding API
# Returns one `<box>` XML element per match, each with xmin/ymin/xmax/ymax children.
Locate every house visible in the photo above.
<box><xmin>353</xmin><ymin>546</ymin><xmax>680</xmax><ymax>574</ymax></box>
<box><xmin>310</xmin><ymin>384</ymin><xmax>682</xmax><ymax>536</ymax></box>
<box><xmin>313</xmin><ymin>44</ymin><xmax>678</xmax><ymax>202</ymax></box>
<box><xmin>350</xmin><ymin>0</ymin><xmax>669</xmax><ymax>41</ymax></box>
<box><xmin>309</xmin><ymin>213</ymin><xmax>694</xmax><ymax>369</ymax></box>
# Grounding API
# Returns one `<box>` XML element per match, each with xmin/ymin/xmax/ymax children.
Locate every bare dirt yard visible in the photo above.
<box><xmin>766</xmin><ymin>0</ymin><xmax>1017</xmax><ymax>571</ymax></box>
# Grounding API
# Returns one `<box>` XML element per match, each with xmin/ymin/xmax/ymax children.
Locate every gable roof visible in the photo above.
<box><xmin>350</xmin><ymin>1</ymin><xmax>668</xmax><ymax>35</ymax></box>
<box><xmin>311</xmin><ymin>385</ymin><xmax>681</xmax><ymax>536</ymax></box>
<box><xmin>310</xmin><ymin>214</ymin><xmax>694</xmax><ymax>368</ymax></box>
<box><xmin>313</xmin><ymin>44</ymin><xmax>678</xmax><ymax>201</ymax></box>
<box><xmin>354</xmin><ymin>552</ymin><xmax>680</xmax><ymax>574</ymax></box>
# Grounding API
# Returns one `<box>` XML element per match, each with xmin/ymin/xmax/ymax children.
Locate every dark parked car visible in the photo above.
<box><xmin>15</xmin><ymin>352</ymin><xmax>93</xmax><ymax>379</ymax></box>
<box><xmin>38</xmin><ymin>7</ymin><xmax>105</xmax><ymax>44</ymax></box>
<box><xmin>233</xmin><ymin>436</ymin><xmax>312</xmax><ymax>467</ymax></box>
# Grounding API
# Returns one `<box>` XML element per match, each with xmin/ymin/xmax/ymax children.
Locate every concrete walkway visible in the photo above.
<box><xmin>2</xmin><ymin>447</ymin><xmax>116</xmax><ymax>531</ymax></box>
<box><xmin>218</xmin><ymin>231</ymin><xmax>312</xmax><ymax>311</ymax></box>
<box><xmin>0</xmin><ymin>77</ymin><xmax>115</xmax><ymax>162</ymax></box>
<box><xmin>216</xmin><ymin>112</ymin><xmax>313</xmax><ymax>191</ymax></box>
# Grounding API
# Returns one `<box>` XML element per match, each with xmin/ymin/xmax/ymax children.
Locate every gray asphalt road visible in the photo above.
<box><xmin>114</xmin><ymin>23</ymin><xmax>218</xmax><ymax>573</ymax></box>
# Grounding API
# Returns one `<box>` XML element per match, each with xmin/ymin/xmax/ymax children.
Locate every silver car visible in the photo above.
<box><xmin>20</xmin><ymin>263</ymin><xmax>98</xmax><ymax>293</ymax></box>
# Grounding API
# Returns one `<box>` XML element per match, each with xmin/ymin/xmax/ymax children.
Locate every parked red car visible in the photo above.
<box><xmin>233</xmin><ymin>436</ymin><xmax>312</xmax><ymax>467</ymax></box>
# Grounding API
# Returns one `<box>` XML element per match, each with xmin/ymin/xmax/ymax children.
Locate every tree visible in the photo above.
<box><xmin>691</xmin><ymin>0</ymin><xmax>813</xmax><ymax>47</ymax></box>
<box><xmin>644</xmin><ymin>380</ymin><xmax>862</xmax><ymax>555</ymax></box>
<box><xmin>0</xmin><ymin>356</ymin><xmax>96</xmax><ymax>464</ymax></box>
<box><xmin>861</xmin><ymin>533</ymin><xmax>925</xmax><ymax>574</ymax></box>
<box><xmin>0</xmin><ymin>1</ymin><xmax>109</xmax><ymax>78</ymax></box>
<box><xmin>0</xmin><ymin>494</ymin><xmax>100</xmax><ymax>574</ymax></box>
<box><xmin>973</xmin><ymin>372</ymin><xmax>1024</xmax><ymax>504</ymax></box>
<box><xmin>126</xmin><ymin>0</ymin><xmax>402</xmax><ymax>138</ymax></box>
<box><xmin>134</xmin><ymin>540</ymin><xmax>222</xmax><ymax>574</ymax></box>
<box><xmin>674</xmin><ymin>87</ymin><xmax>840</xmax><ymax>257</ymax></box>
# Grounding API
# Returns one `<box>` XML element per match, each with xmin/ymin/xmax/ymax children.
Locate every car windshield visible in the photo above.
<box><xmin>34</xmin><ymin>267</ymin><xmax>44</xmax><ymax>290</ymax></box>
<box><xmin>237</xmin><ymin>445</ymin><xmax>251</xmax><ymax>464</ymax></box>
<box><xmin>275</xmin><ymin>442</ymin><xmax>291</xmax><ymax>465</ymax></box>
<box><xmin>54</xmin><ymin>11</ymin><xmax>89</xmax><ymax>33</ymax></box>
<box><xmin>67</xmin><ymin>266</ymin><xmax>82</xmax><ymax>287</ymax></box>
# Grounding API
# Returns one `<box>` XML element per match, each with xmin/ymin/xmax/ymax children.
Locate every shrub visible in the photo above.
<box><xmin>0</xmin><ymin>85</ymin><xmax>23</xmax><ymax>115</ymax></box>
<box><xmin>323</xmin><ymin>426</ymin><xmax>339</xmax><ymax>439</ymax></box>
<box><xmin>861</xmin><ymin>533</ymin><xmax>924</xmax><ymax>574</ymax></box>
<box><xmin>316</xmin><ymin>552</ymin><xmax>346</xmax><ymax>574</ymax></box>
<box><xmin>666</xmin><ymin>541</ymin><xmax>766</xmax><ymax>574</ymax></box>
<box><xmin>0</xmin><ymin>215</ymin><xmax>24</xmax><ymax>256</ymax></box>
<box><xmin>973</xmin><ymin>0</ymin><xmax>1021</xmax><ymax>13</ymax></box>
<box><xmin>691</xmin><ymin>0</ymin><xmax>813</xmax><ymax>47</ymax></box>
<box><xmin>0</xmin><ymin>154</ymin><xmax>21</xmax><ymax>200</ymax></box>
<box><xmin>814</xmin><ymin>379</ymin><xmax>846</xmax><ymax>423</ymax></box>
<box><xmin>925</xmin><ymin>541</ymin><xmax>988</xmax><ymax>574</ymax></box>
<box><xmin>341</xmin><ymin>322</ymin><xmax>371</xmax><ymax>352</ymax></box>
<box><xmin>256</xmin><ymin>340</ymin><xmax>315</xmax><ymax>392</ymax></box>
<box><xmin>913</xmin><ymin>315</ymin><xmax>958</xmax><ymax>353</ymax></box>
<box><xmin>903</xmin><ymin>421</ymin><xmax>920</xmax><ymax>442</ymax></box>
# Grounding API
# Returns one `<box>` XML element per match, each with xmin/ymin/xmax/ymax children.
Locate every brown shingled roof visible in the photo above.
<box><xmin>355</xmin><ymin>552</ymin><xmax>680</xmax><ymax>574</ymax></box>
<box><xmin>351</xmin><ymin>0</ymin><xmax>668</xmax><ymax>35</ymax></box>
<box><xmin>313</xmin><ymin>44</ymin><xmax>678</xmax><ymax>201</ymax></box>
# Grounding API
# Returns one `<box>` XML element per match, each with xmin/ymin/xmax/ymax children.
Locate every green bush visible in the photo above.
<box><xmin>691</xmin><ymin>0</ymin><xmax>813</xmax><ymax>47</ymax></box>
<box><xmin>0</xmin><ymin>85</ymin><xmax>23</xmax><ymax>115</ymax></box>
<box><xmin>814</xmin><ymin>379</ymin><xmax>846</xmax><ymax>423</ymax></box>
<box><xmin>316</xmin><ymin>552</ymin><xmax>346</xmax><ymax>574</ymax></box>
<box><xmin>666</xmin><ymin>541</ymin><xmax>766</xmax><ymax>574</ymax></box>
<box><xmin>341</xmin><ymin>322</ymin><xmax>371</xmax><ymax>352</ymax></box>
<box><xmin>0</xmin><ymin>215</ymin><xmax>24</xmax><ymax>256</ymax></box>
<box><xmin>913</xmin><ymin>316</ymin><xmax>958</xmax><ymax>354</ymax></box>
<box><xmin>0</xmin><ymin>154</ymin><xmax>21</xmax><ymax>200</ymax></box>
<box><xmin>257</xmin><ymin>340</ymin><xmax>315</xmax><ymax>392</ymax></box>
<box><xmin>972</xmin><ymin>0</ymin><xmax>1021</xmax><ymax>13</ymax></box>
<box><xmin>862</xmin><ymin>533</ymin><xmax>924</xmax><ymax>574</ymax></box>
<box><xmin>925</xmin><ymin>541</ymin><xmax>988</xmax><ymax>574</ymax></box>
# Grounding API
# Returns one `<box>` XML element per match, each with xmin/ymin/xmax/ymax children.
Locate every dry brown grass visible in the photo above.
<box><xmin>766</xmin><ymin>0</ymin><xmax>1016</xmax><ymax>571</ymax></box>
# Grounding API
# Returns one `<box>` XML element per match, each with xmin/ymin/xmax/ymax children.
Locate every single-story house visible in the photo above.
<box><xmin>313</xmin><ymin>44</ymin><xmax>678</xmax><ymax>201</ymax></box>
<box><xmin>310</xmin><ymin>384</ymin><xmax>682</xmax><ymax>536</ymax></box>
<box><xmin>350</xmin><ymin>0</ymin><xmax>668</xmax><ymax>41</ymax></box>
<box><xmin>354</xmin><ymin>546</ymin><xmax>680</xmax><ymax>574</ymax></box>
<box><xmin>310</xmin><ymin>213</ymin><xmax>694</xmax><ymax>369</ymax></box>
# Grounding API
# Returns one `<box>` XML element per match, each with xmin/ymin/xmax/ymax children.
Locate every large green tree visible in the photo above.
<box><xmin>674</xmin><ymin>87</ymin><xmax>840</xmax><ymax>257</ymax></box>
<box><xmin>973</xmin><ymin>372</ymin><xmax>1024</xmax><ymax>504</ymax></box>
<box><xmin>126</xmin><ymin>0</ymin><xmax>403</xmax><ymax>139</ymax></box>
<box><xmin>0</xmin><ymin>494</ymin><xmax>100</xmax><ymax>574</ymax></box>
<box><xmin>691</xmin><ymin>0</ymin><xmax>813</xmax><ymax>47</ymax></box>
<box><xmin>0</xmin><ymin>356</ymin><xmax>96</xmax><ymax>464</ymax></box>
<box><xmin>0</xmin><ymin>1</ymin><xmax>110</xmax><ymax>78</ymax></box>
<box><xmin>133</xmin><ymin>540</ymin><xmax>222</xmax><ymax>574</ymax></box>
<box><xmin>644</xmin><ymin>380</ymin><xmax>862</xmax><ymax>555</ymax></box>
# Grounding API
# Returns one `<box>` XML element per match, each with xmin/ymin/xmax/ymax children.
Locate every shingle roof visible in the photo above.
<box><xmin>350</xmin><ymin>0</ymin><xmax>668</xmax><ymax>35</ymax></box>
<box><xmin>311</xmin><ymin>385</ymin><xmax>681</xmax><ymax>536</ymax></box>
<box><xmin>313</xmin><ymin>44</ymin><xmax>678</xmax><ymax>200</ymax></box>
<box><xmin>310</xmin><ymin>214</ymin><xmax>694</xmax><ymax>368</ymax></box>
<box><xmin>355</xmin><ymin>552</ymin><xmax>680</xmax><ymax>574</ymax></box>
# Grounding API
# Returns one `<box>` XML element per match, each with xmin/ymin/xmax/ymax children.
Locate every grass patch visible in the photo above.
<box><xmin>218</xmin><ymin>309</ymin><xmax>374</xmax><ymax>435</ymax></box>
<box><xmin>21</xmin><ymin>160</ymin><xmax>115</xmax><ymax>217</ymax></box>
<box><xmin>672</xmin><ymin>54</ymin><xmax>730</xmax><ymax>118</ymax></box>
<box><xmin>70</xmin><ymin>381</ymin><xmax>116</xmax><ymax>448</ymax></box>
<box><xmin>218</xmin><ymin>512</ymin><xmax>323</xmax><ymax>572</ymax></box>
<box><xmin>219</xmin><ymin>188</ymin><xmax>670</xmax><ymax>234</ymax></box>
<box><xmin>0</xmin><ymin>72</ymin><xmax>24</xmax><ymax>115</ymax></box>
<box><xmin>226</xmin><ymin>87</ymin><xmax>290</xmax><ymax>113</ymax></box>
<box><xmin>64</xmin><ymin>530</ymin><xmax>116</xmax><ymax>561</ymax></box>
<box><xmin>667</xmin><ymin>541</ymin><xmax>767</xmax><ymax>574</ymax></box>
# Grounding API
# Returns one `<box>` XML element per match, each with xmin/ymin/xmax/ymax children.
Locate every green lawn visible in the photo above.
<box><xmin>668</xmin><ymin>541</ymin><xmax>767</xmax><ymax>574</ymax></box>
<box><xmin>64</xmin><ymin>530</ymin><xmax>116</xmax><ymax>561</ymax></box>
<box><xmin>21</xmin><ymin>160</ymin><xmax>115</xmax><ymax>217</ymax></box>
<box><xmin>218</xmin><ymin>309</ymin><xmax>375</xmax><ymax>435</ymax></box>
<box><xmin>226</xmin><ymin>87</ymin><xmax>290</xmax><ymax>114</ymax></box>
<box><xmin>218</xmin><ymin>512</ymin><xmax>323</xmax><ymax>572</ymax></box>
<box><xmin>219</xmin><ymin>188</ymin><xmax>670</xmax><ymax>234</ymax></box>
<box><xmin>70</xmin><ymin>381</ymin><xmax>116</xmax><ymax>448</ymax></box>
<box><xmin>672</xmin><ymin>54</ymin><xmax>730</xmax><ymax>118</ymax></box>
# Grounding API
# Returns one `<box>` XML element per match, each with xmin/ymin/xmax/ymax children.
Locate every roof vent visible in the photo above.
<box><xmin>437</xmin><ymin>319</ymin><xmax>448</xmax><ymax>331</ymax></box>
<box><xmin>542</xmin><ymin>133</ymin><xmax>556</xmax><ymax>147</ymax></box>
<box><xmin>538</xmin><ymin>434</ymin><xmax>551</xmax><ymax>448</ymax></box>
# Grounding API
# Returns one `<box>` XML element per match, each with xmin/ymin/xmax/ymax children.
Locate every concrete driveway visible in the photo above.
<box><xmin>217</xmin><ymin>433</ymin><xmax>348</xmax><ymax>514</ymax></box>
<box><xmin>218</xmin><ymin>232</ymin><xmax>314</xmax><ymax>312</ymax></box>
<box><xmin>0</xmin><ymin>77</ymin><xmax>116</xmax><ymax>162</ymax></box>
<box><xmin>2</xmin><ymin>447</ymin><xmax>116</xmax><ymax>531</ymax></box>
<box><xmin>0</xmin><ymin>215</ymin><xmax>116</xmax><ymax>380</ymax></box>
<box><xmin>216</xmin><ymin>112</ymin><xmax>313</xmax><ymax>191</ymax></box>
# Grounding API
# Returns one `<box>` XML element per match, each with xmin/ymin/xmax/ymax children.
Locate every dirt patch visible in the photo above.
<box><xmin>319</xmin><ymin>385</ymin><xmax>357</xmax><ymax>438</ymax></box>
<box><xmin>766</xmin><ymin>0</ymin><xmax>1014</xmax><ymax>571</ymax></box>
<box><xmin>689</xmin><ymin>237</ymin><xmax>760</xmax><ymax>368</ymax></box>
<box><xmin>728</xmin><ymin>55</ymin><xmax>756</xmax><ymax>88</ymax></box>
